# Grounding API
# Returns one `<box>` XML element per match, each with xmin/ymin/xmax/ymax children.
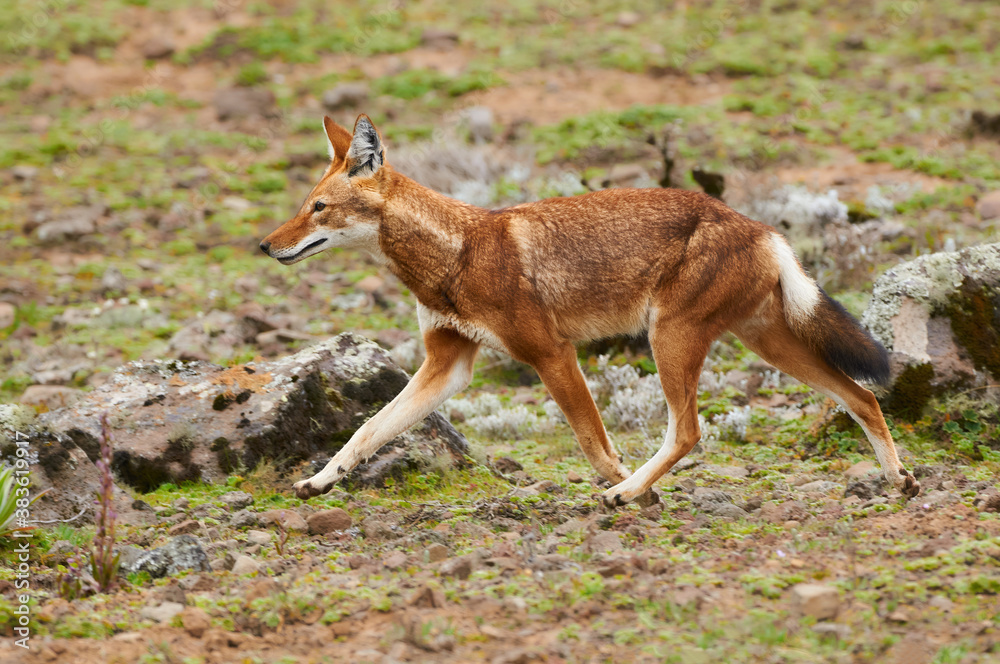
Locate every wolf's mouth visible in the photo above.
<box><xmin>279</xmin><ymin>238</ymin><xmax>328</xmax><ymax>264</ymax></box>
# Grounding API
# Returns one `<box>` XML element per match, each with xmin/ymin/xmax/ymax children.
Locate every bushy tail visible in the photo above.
<box><xmin>770</xmin><ymin>234</ymin><xmax>890</xmax><ymax>385</ymax></box>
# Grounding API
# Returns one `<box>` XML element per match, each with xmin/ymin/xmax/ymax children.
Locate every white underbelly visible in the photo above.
<box><xmin>416</xmin><ymin>302</ymin><xmax>509</xmax><ymax>352</ymax></box>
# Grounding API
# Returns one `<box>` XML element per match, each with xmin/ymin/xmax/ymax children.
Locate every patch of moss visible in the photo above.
<box><xmin>884</xmin><ymin>362</ymin><xmax>934</xmax><ymax>422</ymax></box>
<box><xmin>946</xmin><ymin>279</ymin><xmax>1000</xmax><ymax>380</ymax></box>
<box><xmin>342</xmin><ymin>367</ymin><xmax>409</xmax><ymax>409</ymax></box>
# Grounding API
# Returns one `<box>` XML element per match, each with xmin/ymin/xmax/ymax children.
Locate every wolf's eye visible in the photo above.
<box><xmin>313</xmin><ymin>201</ymin><xmax>326</xmax><ymax>212</ymax></box>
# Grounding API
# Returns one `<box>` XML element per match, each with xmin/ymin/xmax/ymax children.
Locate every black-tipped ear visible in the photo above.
<box><xmin>347</xmin><ymin>114</ymin><xmax>384</xmax><ymax>178</ymax></box>
<box><xmin>323</xmin><ymin>116</ymin><xmax>352</xmax><ymax>163</ymax></box>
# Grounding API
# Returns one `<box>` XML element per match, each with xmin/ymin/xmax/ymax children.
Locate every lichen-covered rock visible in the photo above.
<box><xmin>861</xmin><ymin>243</ymin><xmax>1000</xmax><ymax>419</ymax></box>
<box><xmin>1</xmin><ymin>417</ymin><xmax>154</xmax><ymax>527</ymax></box>
<box><xmin>124</xmin><ymin>534</ymin><xmax>210</xmax><ymax>578</ymax></box>
<box><xmin>33</xmin><ymin>332</ymin><xmax>469</xmax><ymax>492</ymax></box>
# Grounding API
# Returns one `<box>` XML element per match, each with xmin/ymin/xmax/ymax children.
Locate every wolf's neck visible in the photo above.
<box><xmin>377</xmin><ymin>171</ymin><xmax>488</xmax><ymax>313</ymax></box>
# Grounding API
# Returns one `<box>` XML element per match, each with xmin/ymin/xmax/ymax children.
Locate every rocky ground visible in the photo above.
<box><xmin>2</xmin><ymin>1</ymin><xmax>1000</xmax><ymax>662</ymax></box>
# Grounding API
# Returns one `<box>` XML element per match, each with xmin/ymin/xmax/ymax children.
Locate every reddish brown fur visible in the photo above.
<box><xmin>261</xmin><ymin>115</ymin><xmax>919</xmax><ymax>506</ymax></box>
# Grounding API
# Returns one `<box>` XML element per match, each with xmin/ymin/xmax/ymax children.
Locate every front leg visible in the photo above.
<box><xmin>293</xmin><ymin>328</ymin><xmax>479</xmax><ymax>499</ymax></box>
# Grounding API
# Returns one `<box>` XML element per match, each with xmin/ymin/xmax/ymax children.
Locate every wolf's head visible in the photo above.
<box><xmin>260</xmin><ymin>114</ymin><xmax>388</xmax><ymax>264</ymax></box>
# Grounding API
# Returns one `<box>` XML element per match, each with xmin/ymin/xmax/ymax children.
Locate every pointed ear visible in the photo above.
<box><xmin>323</xmin><ymin>116</ymin><xmax>352</xmax><ymax>163</ymax></box>
<box><xmin>346</xmin><ymin>114</ymin><xmax>384</xmax><ymax>178</ymax></box>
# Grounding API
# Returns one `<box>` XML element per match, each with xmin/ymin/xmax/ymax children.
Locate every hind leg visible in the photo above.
<box><xmin>602</xmin><ymin>318</ymin><xmax>709</xmax><ymax>507</ymax></box>
<box><xmin>731</xmin><ymin>313</ymin><xmax>920</xmax><ymax>499</ymax></box>
<box><xmin>531</xmin><ymin>343</ymin><xmax>633</xmax><ymax>485</ymax></box>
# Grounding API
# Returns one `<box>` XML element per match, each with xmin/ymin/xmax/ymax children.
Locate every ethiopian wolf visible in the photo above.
<box><xmin>260</xmin><ymin>115</ymin><xmax>920</xmax><ymax>507</ymax></box>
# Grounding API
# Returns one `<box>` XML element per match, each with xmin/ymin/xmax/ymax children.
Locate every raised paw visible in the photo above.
<box><xmin>898</xmin><ymin>470</ymin><xmax>921</xmax><ymax>499</ymax></box>
<box><xmin>601</xmin><ymin>491</ymin><xmax>629</xmax><ymax>509</ymax></box>
<box><xmin>293</xmin><ymin>479</ymin><xmax>331</xmax><ymax>500</ymax></box>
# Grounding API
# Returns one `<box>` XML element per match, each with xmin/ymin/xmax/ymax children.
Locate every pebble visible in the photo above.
<box><xmin>258</xmin><ymin>509</ymin><xmax>308</xmax><ymax>532</ymax></box>
<box><xmin>140</xmin><ymin>602</ymin><xmax>185</xmax><ymax>624</ymax></box>
<box><xmin>425</xmin><ymin>543</ymin><xmax>449</xmax><ymax>563</ymax></box>
<box><xmin>790</xmin><ymin>583</ymin><xmax>840</xmax><ymax>620</ymax></box>
<box><xmin>229</xmin><ymin>509</ymin><xmax>257</xmax><ymax>528</ymax></box>
<box><xmin>307</xmin><ymin>508</ymin><xmax>352</xmax><ymax>535</ymax></box>
<box><xmin>230</xmin><ymin>555</ymin><xmax>260</xmax><ymax>575</ymax></box>
<box><xmin>167</xmin><ymin>520</ymin><xmax>201</xmax><ymax>536</ymax></box>
<box><xmin>180</xmin><ymin>607</ymin><xmax>211</xmax><ymax>638</ymax></box>
<box><xmin>219</xmin><ymin>491</ymin><xmax>254</xmax><ymax>510</ymax></box>
<box><xmin>246</xmin><ymin>530</ymin><xmax>272</xmax><ymax>546</ymax></box>
<box><xmin>585</xmin><ymin>531</ymin><xmax>623</xmax><ymax>554</ymax></box>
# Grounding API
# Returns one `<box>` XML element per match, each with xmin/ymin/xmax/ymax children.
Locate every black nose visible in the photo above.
<box><xmin>259</xmin><ymin>240</ymin><xmax>271</xmax><ymax>255</ymax></box>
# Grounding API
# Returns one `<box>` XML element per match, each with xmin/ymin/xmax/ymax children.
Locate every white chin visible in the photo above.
<box><xmin>275</xmin><ymin>238</ymin><xmax>329</xmax><ymax>264</ymax></box>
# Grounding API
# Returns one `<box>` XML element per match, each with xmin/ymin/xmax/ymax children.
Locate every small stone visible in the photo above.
<box><xmin>797</xmin><ymin>480</ymin><xmax>842</xmax><ymax>494</ymax></box>
<box><xmin>245</xmin><ymin>578</ymin><xmax>279</xmax><ymax>601</ymax></box>
<box><xmin>362</xmin><ymin>516</ymin><xmax>397</xmax><ymax>540</ymax></box>
<box><xmin>566</xmin><ymin>470</ymin><xmax>584</xmax><ymax>483</ymax></box>
<box><xmin>19</xmin><ymin>385</ymin><xmax>84</xmax><ymax>410</ymax></box>
<box><xmin>616</xmin><ymin>11</ymin><xmax>641</xmax><ymax>27</ymax></box>
<box><xmin>246</xmin><ymin>530</ymin><xmax>272</xmax><ymax>546</ymax></box>
<box><xmin>503</xmin><ymin>596</ymin><xmax>527</xmax><ymax>613</ymax></box>
<box><xmin>307</xmin><ymin>508</ymin><xmax>352</xmax><ymax>535</ymax></box>
<box><xmin>597</xmin><ymin>557</ymin><xmax>631</xmax><ymax>578</ymax></box>
<box><xmin>760</xmin><ymin>500</ymin><xmax>809</xmax><ymax>524</ymax></box>
<box><xmin>229</xmin><ymin>509</ymin><xmax>257</xmax><ymax>528</ymax></box>
<box><xmin>0</xmin><ymin>302</ymin><xmax>16</xmax><ymax>329</ymax></box>
<box><xmin>321</xmin><ymin>83</ymin><xmax>369</xmax><ymax>111</ymax></box>
<box><xmin>255</xmin><ymin>329</ymin><xmax>313</xmax><ymax>345</ymax></box>
<box><xmin>258</xmin><ymin>509</ymin><xmax>308</xmax><ymax>532</ymax></box>
<box><xmin>812</xmin><ymin>623</ymin><xmax>851</xmax><ymax>640</ymax></box>
<box><xmin>408</xmin><ymin>584</ymin><xmax>446</xmax><ymax>608</ymax></box>
<box><xmin>511</xmin><ymin>479</ymin><xmax>559</xmax><ymax>497</ymax></box>
<box><xmin>179</xmin><ymin>607</ymin><xmax>210</xmax><ymax>638</ymax></box>
<box><xmin>639</xmin><ymin>502</ymin><xmax>664</xmax><ymax>520</ymax></box>
<box><xmin>676</xmin><ymin>477</ymin><xmax>697</xmax><ymax>493</ymax></box>
<box><xmin>355</xmin><ymin>275</ymin><xmax>384</xmax><ymax>294</ymax></box>
<box><xmin>790</xmin><ymin>584</ymin><xmax>840</xmax><ymax>621</ymax></box>
<box><xmin>585</xmin><ymin>531</ymin><xmax>623</xmax><ymax>554</ymax></box>
<box><xmin>142</xmin><ymin>35</ymin><xmax>176</xmax><ymax>59</ymax></box>
<box><xmin>213</xmin><ymin>87</ymin><xmax>277</xmax><ymax>121</ymax></box>
<box><xmin>887</xmin><ymin>608</ymin><xmax>909</xmax><ymax>623</ymax></box>
<box><xmin>124</xmin><ymin>535</ymin><xmax>210</xmax><ymax>579</ymax></box>
<box><xmin>604</xmin><ymin>163</ymin><xmax>647</xmax><ymax>186</ymax></box>
<box><xmin>439</xmin><ymin>555</ymin><xmax>473</xmax><ymax>580</ymax></box>
<box><xmin>977</xmin><ymin>190</ymin><xmax>1000</xmax><ymax>220</ymax></box>
<box><xmin>420</xmin><ymin>28</ymin><xmax>459</xmax><ymax>48</ymax></box>
<box><xmin>100</xmin><ymin>266</ymin><xmax>127</xmax><ymax>294</ymax></box>
<box><xmin>383</xmin><ymin>550</ymin><xmax>408</xmax><ymax>569</ymax></box>
<box><xmin>703</xmin><ymin>465</ymin><xmax>751</xmax><ymax>479</ymax></box>
<box><xmin>178</xmin><ymin>575</ymin><xmax>216</xmax><ymax>592</ymax></box>
<box><xmin>425</xmin><ymin>543</ymin><xmax>449</xmax><ymax>563</ymax></box>
<box><xmin>219</xmin><ymin>491</ymin><xmax>254</xmax><ymax>510</ymax></box>
<box><xmin>844</xmin><ymin>461</ymin><xmax>876</xmax><ymax>479</ymax></box>
<box><xmin>11</xmin><ymin>165</ymin><xmax>38</xmax><ymax>181</ymax></box>
<box><xmin>928</xmin><ymin>595</ymin><xmax>954</xmax><ymax>612</ymax></box>
<box><xmin>141</xmin><ymin>601</ymin><xmax>185</xmax><ymax>624</ymax></box>
<box><xmin>35</xmin><ymin>218</ymin><xmax>96</xmax><ymax>242</ymax></box>
<box><xmin>168</xmin><ymin>520</ymin><xmax>201</xmax><ymax>537</ymax></box>
<box><xmin>465</xmin><ymin>106</ymin><xmax>494</xmax><ymax>143</ymax></box>
<box><xmin>978</xmin><ymin>493</ymin><xmax>1000</xmax><ymax>513</ymax></box>
<box><xmin>230</xmin><ymin>555</ymin><xmax>260</xmax><ymax>575</ymax></box>
<box><xmin>493</xmin><ymin>457</ymin><xmax>523</xmax><ymax>474</ymax></box>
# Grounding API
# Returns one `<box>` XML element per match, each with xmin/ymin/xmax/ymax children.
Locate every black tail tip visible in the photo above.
<box><xmin>817</xmin><ymin>291</ymin><xmax>891</xmax><ymax>385</ymax></box>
